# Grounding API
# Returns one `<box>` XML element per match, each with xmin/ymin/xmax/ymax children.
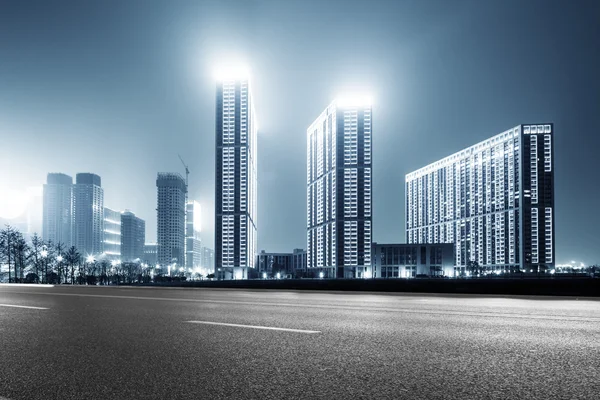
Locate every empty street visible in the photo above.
<box><xmin>0</xmin><ymin>285</ymin><xmax>599</xmax><ymax>400</ymax></box>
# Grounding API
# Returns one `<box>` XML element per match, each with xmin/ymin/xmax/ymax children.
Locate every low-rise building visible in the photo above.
<box><xmin>371</xmin><ymin>243</ymin><xmax>455</xmax><ymax>278</ymax></box>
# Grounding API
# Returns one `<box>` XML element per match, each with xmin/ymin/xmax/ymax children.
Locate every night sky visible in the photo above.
<box><xmin>0</xmin><ymin>0</ymin><xmax>599</xmax><ymax>264</ymax></box>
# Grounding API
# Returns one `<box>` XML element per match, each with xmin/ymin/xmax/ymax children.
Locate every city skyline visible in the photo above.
<box><xmin>1</xmin><ymin>0</ymin><xmax>599</xmax><ymax>265</ymax></box>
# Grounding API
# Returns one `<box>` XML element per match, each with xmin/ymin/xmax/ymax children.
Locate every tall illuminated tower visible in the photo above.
<box><xmin>215</xmin><ymin>71</ymin><xmax>257</xmax><ymax>279</ymax></box>
<box><xmin>73</xmin><ymin>173</ymin><xmax>104</xmax><ymax>256</ymax></box>
<box><xmin>156</xmin><ymin>173</ymin><xmax>186</xmax><ymax>268</ymax></box>
<box><xmin>43</xmin><ymin>173</ymin><xmax>73</xmax><ymax>247</ymax></box>
<box><xmin>406</xmin><ymin>124</ymin><xmax>555</xmax><ymax>273</ymax></box>
<box><xmin>307</xmin><ymin>98</ymin><xmax>373</xmax><ymax>278</ymax></box>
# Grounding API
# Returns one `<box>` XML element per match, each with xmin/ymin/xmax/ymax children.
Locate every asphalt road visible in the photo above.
<box><xmin>0</xmin><ymin>285</ymin><xmax>599</xmax><ymax>400</ymax></box>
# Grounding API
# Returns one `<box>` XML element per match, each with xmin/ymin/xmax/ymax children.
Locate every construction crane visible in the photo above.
<box><xmin>179</xmin><ymin>154</ymin><xmax>190</xmax><ymax>269</ymax></box>
<box><xmin>178</xmin><ymin>154</ymin><xmax>189</xmax><ymax>194</ymax></box>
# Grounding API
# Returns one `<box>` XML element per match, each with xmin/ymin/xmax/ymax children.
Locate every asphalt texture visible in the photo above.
<box><xmin>0</xmin><ymin>285</ymin><xmax>599</xmax><ymax>400</ymax></box>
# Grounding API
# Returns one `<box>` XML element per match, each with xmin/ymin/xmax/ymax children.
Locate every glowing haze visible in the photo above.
<box><xmin>0</xmin><ymin>0</ymin><xmax>599</xmax><ymax>264</ymax></box>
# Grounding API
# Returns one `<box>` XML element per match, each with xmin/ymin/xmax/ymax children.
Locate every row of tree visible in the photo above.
<box><xmin>0</xmin><ymin>225</ymin><xmax>197</xmax><ymax>284</ymax></box>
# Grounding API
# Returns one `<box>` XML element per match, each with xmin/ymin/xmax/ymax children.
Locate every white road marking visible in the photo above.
<box><xmin>0</xmin><ymin>303</ymin><xmax>48</xmax><ymax>310</ymax></box>
<box><xmin>0</xmin><ymin>283</ymin><xmax>54</xmax><ymax>287</ymax></box>
<box><xmin>3</xmin><ymin>291</ymin><xmax>600</xmax><ymax>323</ymax></box>
<box><xmin>186</xmin><ymin>320</ymin><xmax>320</xmax><ymax>333</ymax></box>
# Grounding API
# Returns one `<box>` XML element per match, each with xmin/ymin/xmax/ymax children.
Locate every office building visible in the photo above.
<box><xmin>73</xmin><ymin>173</ymin><xmax>104</xmax><ymax>256</ymax></box>
<box><xmin>371</xmin><ymin>243</ymin><xmax>455</xmax><ymax>278</ymax></box>
<box><xmin>201</xmin><ymin>246</ymin><xmax>214</xmax><ymax>273</ymax></box>
<box><xmin>121</xmin><ymin>210</ymin><xmax>145</xmax><ymax>262</ymax></box>
<box><xmin>215</xmin><ymin>74</ymin><xmax>258</xmax><ymax>279</ymax></box>
<box><xmin>185</xmin><ymin>201</ymin><xmax>202</xmax><ymax>269</ymax></box>
<box><xmin>256</xmin><ymin>251</ymin><xmax>293</xmax><ymax>276</ymax></box>
<box><xmin>292</xmin><ymin>248</ymin><xmax>308</xmax><ymax>276</ymax></box>
<box><xmin>103</xmin><ymin>207</ymin><xmax>121</xmax><ymax>260</ymax></box>
<box><xmin>406</xmin><ymin>124</ymin><xmax>555</xmax><ymax>273</ymax></box>
<box><xmin>156</xmin><ymin>173</ymin><xmax>186</xmax><ymax>268</ymax></box>
<box><xmin>43</xmin><ymin>173</ymin><xmax>73</xmax><ymax>247</ymax></box>
<box><xmin>144</xmin><ymin>243</ymin><xmax>158</xmax><ymax>266</ymax></box>
<box><xmin>307</xmin><ymin>98</ymin><xmax>373</xmax><ymax>278</ymax></box>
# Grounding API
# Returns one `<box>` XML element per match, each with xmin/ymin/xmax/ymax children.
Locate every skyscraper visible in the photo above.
<box><xmin>73</xmin><ymin>173</ymin><xmax>104</xmax><ymax>256</ymax></box>
<box><xmin>156</xmin><ymin>172</ymin><xmax>186</xmax><ymax>268</ymax></box>
<box><xmin>121</xmin><ymin>210</ymin><xmax>145</xmax><ymax>262</ymax></box>
<box><xmin>42</xmin><ymin>173</ymin><xmax>73</xmax><ymax>246</ymax></box>
<box><xmin>103</xmin><ymin>207</ymin><xmax>121</xmax><ymax>260</ymax></box>
<box><xmin>307</xmin><ymin>98</ymin><xmax>373</xmax><ymax>278</ymax></box>
<box><xmin>405</xmin><ymin>124</ymin><xmax>555</xmax><ymax>273</ymax></box>
<box><xmin>215</xmin><ymin>74</ymin><xmax>257</xmax><ymax>279</ymax></box>
<box><xmin>186</xmin><ymin>201</ymin><xmax>202</xmax><ymax>269</ymax></box>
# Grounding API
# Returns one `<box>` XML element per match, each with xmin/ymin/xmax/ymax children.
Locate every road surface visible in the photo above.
<box><xmin>0</xmin><ymin>285</ymin><xmax>599</xmax><ymax>399</ymax></box>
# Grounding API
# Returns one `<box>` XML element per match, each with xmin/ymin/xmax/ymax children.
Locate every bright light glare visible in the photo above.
<box><xmin>86</xmin><ymin>255</ymin><xmax>94</xmax><ymax>263</ymax></box>
<box><xmin>335</xmin><ymin>95</ymin><xmax>372</xmax><ymax>108</ymax></box>
<box><xmin>276</xmin><ymin>272</ymin><xmax>281</xmax><ymax>279</ymax></box>
<box><xmin>214</xmin><ymin>65</ymin><xmax>250</xmax><ymax>81</ymax></box>
<box><xmin>40</xmin><ymin>250</ymin><xmax>48</xmax><ymax>258</ymax></box>
<box><xmin>262</xmin><ymin>272</ymin><xmax>267</xmax><ymax>279</ymax></box>
<box><xmin>56</xmin><ymin>255</ymin><xmax>63</xmax><ymax>262</ymax></box>
<box><xmin>364</xmin><ymin>270</ymin><xmax>372</xmax><ymax>279</ymax></box>
<box><xmin>319</xmin><ymin>272</ymin><xmax>324</xmax><ymax>279</ymax></box>
<box><xmin>0</xmin><ymin>187</ymin><xmax>29</xmax><ymax>219</ymax></box>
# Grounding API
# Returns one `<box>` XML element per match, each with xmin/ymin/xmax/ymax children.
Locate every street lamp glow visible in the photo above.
<box><xmin>276</xmin><ymin>272</ymin><xmax>281</xmax><ymax>279</ymax></box>
<box><xmin>86</xmin><ymin>255</ymin><xmax>94</xmax><ymax>263</ymax></box>
<box><xmin>319</xmin><ymin>272</ymin><xmax>324</xmax><ymax>279</ymax></box>
<box><xmin>262</xmin><ymin>272</ymin><xmax>267</xmax><ymax>279</ymax></box>
<box><xmin>40</xmin><ymin>250</ymin><xmax>48</xmax><ymax>258</ymax></box>
<box><xmin>364</xmin><ymin>270</ymin><xmax>372</xmax><ymax>279</ymax></box>
<box><xmin>56</xmin><ymin>255</ymin><xmax>63</xmax><ymax>262</ymax></box>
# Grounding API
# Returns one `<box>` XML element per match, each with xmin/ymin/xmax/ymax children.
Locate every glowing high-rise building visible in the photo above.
<box><xmin>306</xmin><ymin>98</ymin><xmax>373</xmax><ymax>278</ymax></box>
<box><xmin>405</xmin><ymin>124</ymin><xmax>555</xmax><ymax>273</ymax></box>
<box><xmin>43</xmin><ymin>173</ymin><xmax>73</xmax><ymax>247</ymax></box>
<box><xmin>73</xmin><ymin>173</ymin><xmax>104</xmax><ymax>256</ymax></box>
<box><xmin>214</xmin><ymin>74</ymin><xmax>257</xmax><ymax>279</ymax></box>
<box><xmin>156</xmin><ymin>173</ymin><xmax>186</xmax><ymax>268</ymax></box>
<box><xmin>186</xmin><ymin>200</ymin><xmax>202</xmax><ymax>269</ymax></box>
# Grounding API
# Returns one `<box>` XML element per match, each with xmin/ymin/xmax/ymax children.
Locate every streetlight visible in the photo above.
<box><xmin>262</xmin><ymin>272</ymin><xmax>267</xmax><ymax>279</ymax></box>
<box><xmin>319</xmin><ymin>271</ymin><xmax>324</xmax><ymax>279</ymax></box>
<box><xmin>276</xmin><ymin>272</ymin><xmax>281</xmax><ymax>280</ymax></box>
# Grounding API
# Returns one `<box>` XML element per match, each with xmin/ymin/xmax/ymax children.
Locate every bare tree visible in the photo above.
<box><xmin>0</xmin><ymin>225</ymin><xmax>16</xmax><ymax>282</ymax></box>
<box><xmin>65</xmin><ymin>246</ymin><xmax>81</xmax><ymax>284</ymax></box>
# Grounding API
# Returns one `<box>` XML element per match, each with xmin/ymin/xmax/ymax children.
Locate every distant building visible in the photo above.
<box><xmin>26</xmin><ymin>186</ymin><xmax>43</xmax><ymax>238</ymax></box>
<box><xmin>73</xmin><ymin>173</ymin><xmax>104</xmax><ymax>256</ymax></box>
<box><xmin>215</xmin><ymin>75</ymin><xmax>258</xmax><ymax>279</ymax></box>
<box><xmin>103</xmin><ymin>207</ymin><xmax>121</xmax><ymax>260</ymax></box>
<box><xmin>43</xmin><ymin>173</ymin><xmax>73</xmax><ymax>247</ymax></box>
<box><xmin>201</xmin><ymin>246</ymin><xmax>214</xmax><ymax>273</ymax></box>
<box><xmin>186</xmin><ymin>201</ymin><xmax>202</xmax><ymax>269</ymax></box>
<box><xmin>156</xmin><ymin>173</ymin><xmax>186</xmax><ymax>268</ymax></box>
<box><xmin>121</xmin><ymin>210</ymin><xmax>145</xmax><ymax>262</ymax></box>
<box><xmin>292</xmin><ymin>248</ymin><xmax>307</xmax><ymax>276</ymax></box>
<box><xmin>256</xmin><ymin>250</ymin><xmax>294</xmax><ymax>276</ymax></box>
<box><xmin>144</xmin><ymin>242</ymin><xmax>158</xmax><ymax>266</ymax></box>
<box><xmin>371</xmin><ymin>243</ymin><xmax>455</xmax><ymax>278</ymax></box>
<box><xmin>307</xmin><ymin>98</ymin><xmax>373</xmax><ymax>278</ymax></box>
<box><xmin>406</xmin><ymin>124</ymin><xmax>555</xmax><ymax>273</ymax></box>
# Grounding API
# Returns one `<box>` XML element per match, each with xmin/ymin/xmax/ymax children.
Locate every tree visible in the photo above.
<box><xmin>30</xmin><ymin>233</ymin><xmax>45</xmax><ymax>283</ymax></box>
<box><xmin>0</xmin><ymin>225</ymin><xmax>17</xmax><ymax>282</ymax></box>
<box><xmin>12</xmin><ymin>231</ymin><xmax>31</xmax><ymax>282</ymax></box>
<box><xmin>65</xmin><ymin>246</ymin><xmax>81</xmax><ymax>284</ymax></box>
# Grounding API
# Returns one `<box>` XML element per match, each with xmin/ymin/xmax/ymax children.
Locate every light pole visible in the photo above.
<box><xmin>40</xmin><ymin>249</ymin><xmax>48</xmax><ymax>284</ymax></box>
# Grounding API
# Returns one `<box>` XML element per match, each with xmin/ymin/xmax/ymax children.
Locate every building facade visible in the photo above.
<box><xmin>406</xmin><ymin>124</ymin><xmax>555</xmax><ymax>273</ymax></box>
<box><xmin>371</xmin><ymin>243</ymin><xmax>455</xmax><ymax>278</ymax></box>
<box><xmin>215</xmin><ymin>77</ymin><xmax>258</xmax><ymax>279</ymax></box>
<box><xmin>42</xmin><ymin>173</ymin><xmax>73</xmax><ymax>247</ymax></box>
<box><xmin>102</xmin><ymin>207</ymin><xmax>121</xmax><ymax>260</ymax></box>
<box><xmin>156</xmin><ymin>173</ymin><xmax>186</xmax><ymax>268</ymax></box>
<box><xmin>121</xmin><ymin>210</ymin><xmax>145</xmax><ymax>262</ymax></box>
<box><xmin>307</xmin><ymin>99</ymin><xmax>373</xmax><ymax>278</ymax></box>
<box><xmin>186</xmin><ymin>201</ymin><xmax>202</xmax><ymax>269</ymax></box>
<box><xmin>144</xmin><ymin>243</ymin><xmax>158</xmax><ymax>266</ymax></box>
<box><xmin>256</xmin><ymin>251</ymin><xmax>293</xmax><ymax>276</ymax></box>
<box><xmin>292</xmin><ymin>248</ymin><xmax>307</xmax><ymax>276</ymax></box>
<box><xmin>73</xmin><ymin>173</ymin><xmax>104</xmax><ymax>256</ymax></box>
<box><xmin>200</xmin><ymin>246</ymin><xmax>214</xmax><ymax>273</ymax></box>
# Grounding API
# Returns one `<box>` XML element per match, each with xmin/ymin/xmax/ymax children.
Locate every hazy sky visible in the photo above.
<box><xmin>1</xmin><ymin>0</ymin><xmax>599</xmax><ymax>264</ymax></box>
